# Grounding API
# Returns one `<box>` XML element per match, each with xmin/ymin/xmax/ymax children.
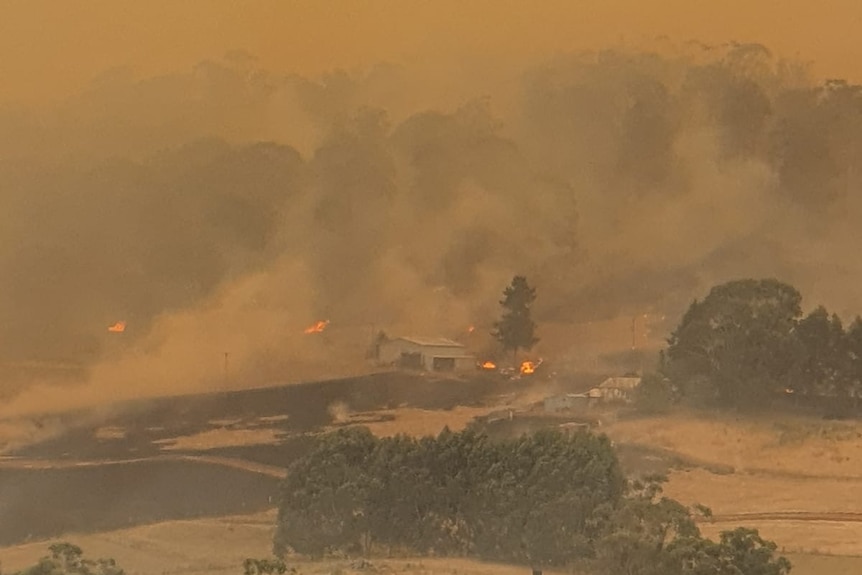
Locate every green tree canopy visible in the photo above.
<box><xmin>844</xmin><ymin>317</ymin><xmax>862</xmax><ymax>403</ymax></box>
<box><xmin>794</xmin><ymin>306</ymin><xmax>848</xmax><ymax>397</ymax></box>
<box><xmin>274</xmin><ymin>427</ymin><xmax>790</xmax><ymax>574</ymax></box>
<box><xmin>664</xmin><ymin>278</ymin><xmax>803</xmax><ymax>407</ymax></box>
<box><xmin>274</xmin><ymin>427</ymin><xmax>625</xmax><ymax>566</ymax></box>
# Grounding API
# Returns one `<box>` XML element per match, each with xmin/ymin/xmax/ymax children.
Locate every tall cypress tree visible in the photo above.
<box><xmin>492</xmin><ymin>276</ymin><xmax>539</xmax><ymax>364</ymax></box>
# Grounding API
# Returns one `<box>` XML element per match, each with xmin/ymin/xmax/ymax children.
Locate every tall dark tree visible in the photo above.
<box><xmin>492</xmin><ymin>276</ymin><xmax>539</xmax><ymax>363</ymax></box>
<box><xmin>842</xmin><ymin>317</ymin><xmax>862</xmax><ymax>410</ymax></box>
<box><xmin>664</xmin><ymin>279</ymin><xmax>803</xmax><ymax>407</ymax></box>
<box><xmin>794</xmin><ymin>306</ymin><xmax>847</xmax><ymax>398</ymax></box>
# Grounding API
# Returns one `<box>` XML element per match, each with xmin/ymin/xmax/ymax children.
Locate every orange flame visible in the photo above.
<box><xmin>304</xmin><ymin>320</ymin><xmax>330</xmax><ymax>334</ymax></box>
<box><xmin>519</xmin><ymin>358</ymin><xmax>544</xmax><ymax>375</ymax></box>
<box><xmin>467</xmin><ymin>325</ymin><xmax>475</xmax><ymax>334</ymax></box>
<box><xmin>481</xmin><ymin>361</ymin><xmax>496</xmax><ymax>370</ymax></box>
<box><xmin>107</xmin><ymin>321</ymin><xmax>126</xmax><ymax>333</ymax></box>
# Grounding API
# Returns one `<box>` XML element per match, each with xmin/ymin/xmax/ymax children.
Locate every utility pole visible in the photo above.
<box><xmin>223</xmin><ymin>351</ymin><xmax>230</xmax><ymax>385</ymax></box>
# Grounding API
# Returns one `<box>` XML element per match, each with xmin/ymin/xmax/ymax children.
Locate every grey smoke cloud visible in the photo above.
<box><xmin>2</xmin><ymin>43</ymin><xmax>861</xmax><ymax>412</ymax></box>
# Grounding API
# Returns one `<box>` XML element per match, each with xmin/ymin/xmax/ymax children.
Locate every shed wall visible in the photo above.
<box><xmin>378</xmin><ymin>339</ymin><xmax>474</xmax><ymax>371</ymax></box>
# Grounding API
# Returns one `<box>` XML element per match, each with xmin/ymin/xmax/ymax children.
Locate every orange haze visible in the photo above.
<box><xmin>3</xmin><ymin>2</ymin><xmax>862</xmax><ymax>414</ymax></box>
<box><xmin>2</xmin><ymin>1</ymin><xmax>862</xmax><ymax>105</ymax></box>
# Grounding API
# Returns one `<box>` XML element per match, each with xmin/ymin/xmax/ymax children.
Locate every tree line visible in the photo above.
<box><xmin>274</xmin><ymin>426</ymin><xmax>789</xmax><ymax>575</ymax></box>
<box><xmin>661</xmin><ymin>278</ymin><xmax>862</xmax><ymax>412</ymax></box>
<box><xmin>4</xmin><ymin>542</ymin><xmax>291</xmax><ymax>575</ymax></box>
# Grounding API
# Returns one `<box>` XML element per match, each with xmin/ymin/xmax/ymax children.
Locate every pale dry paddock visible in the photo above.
<box><xmin>700</xmin><ymin>519</ymin><xmax>862</xmax><ymax>557</ymax></box>
<box><xmin>0</xmin><ymin>510</ymin><xmax>571</xmax><ymax>575</ymax></box>
<box><xmin>604</xmin><ymin>411</ymin><xmax>862</xmax><ymax>478</ymax></box>
<box><xmin>605</xmin><ymin>410</ymin><xmax>862</xmax><ymax>558</ymax></box>
<box><xmin>664</xmin><ymin>468</ymin><xmax>862</xmax><ymax>515</ymax></box>
<box><xmin>670</xmin><ymin>469</ymin><xmax>862</xmax><ymax>555</ymax></box>
<box><xmin>0</xmin><ymin>509</ymin><xmax>850</xmax><ymax>575</ymax></box>
<box><xmin>0</xmin><ymin>510</ymin><xmax>278</xmax><ymax>575</ymax></box>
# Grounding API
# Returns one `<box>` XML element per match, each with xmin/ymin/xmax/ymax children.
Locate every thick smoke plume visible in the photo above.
<box><xmin>3</xmin><ymin>43</ymin><xmax>862</xmax><ymax>414</ymax></box>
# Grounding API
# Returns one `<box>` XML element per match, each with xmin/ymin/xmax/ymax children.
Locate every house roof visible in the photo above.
<box><xmin>599</xmin><ymin>377</ymin><xmax>642</xmax><ymax>390</ymax></box>
<box><xmin>396</xmin><ymin>336</ymin><xmax>466</xmax><ymax>348</ymax></box>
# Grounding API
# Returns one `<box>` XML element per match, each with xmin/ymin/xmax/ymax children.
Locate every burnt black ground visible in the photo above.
<box><xmin>0</xmin><ymin>371</ymin><xmax>534</xmax><ymax>546</ymax></box>
<box><xmin>11</xmin><ymin>371</ymin><xmax>524</xmax><ymax>462</ymax></box>
<box><xmin>0</xmin><ymin>460</ymin><xmax>279</xmax><ymax>546</ymax></box>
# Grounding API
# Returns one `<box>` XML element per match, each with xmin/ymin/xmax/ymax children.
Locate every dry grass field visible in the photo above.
<box><xmin>599</xmin><ymin>410</ymin><xmax>862</xmax><ymax>560</ymax></box>
<box><xmin>1</xmin><ymin>509</ymin><xmax>856</xmax><ymax>575</ymax></box>
<box><xmin>604</xmin><ymin>411</ymin><xmax>862</xmax><ymax>478</ymax></box>
<box><xmin>0</xmin><ymin>511</ymin><xmax>576</xmax><ymax>575</ymax></box>
<box><xmin>1</xmin><ymin>374</ymin><xmax>861</xmax><ymax>574</ymax></box>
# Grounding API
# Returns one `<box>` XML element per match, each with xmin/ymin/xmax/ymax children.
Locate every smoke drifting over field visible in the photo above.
<box><xmin>3</xmin><ymin>43</ymin><xmax>862</xmax><ymax>410</ymax></box>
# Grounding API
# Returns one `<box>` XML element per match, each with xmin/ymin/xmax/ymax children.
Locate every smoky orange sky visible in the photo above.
<box><xmin>2</xmin><ymin>0</ymin><xmax>861</xmax><ymax>105</ymax></box>
<box><xmin>5</xmin><ymin>0</ymin><xmax>862</xmax><ymax>414</ymax></box>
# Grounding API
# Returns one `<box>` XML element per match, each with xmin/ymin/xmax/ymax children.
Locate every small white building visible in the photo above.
<box><xmin>378</xmin><ymin>336</ymin><xmax>475</xmax><ymax>372</ymax></box>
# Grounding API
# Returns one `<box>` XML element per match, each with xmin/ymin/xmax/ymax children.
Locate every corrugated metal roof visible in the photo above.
<box><xmin>598</xmin><ymin>377</ymin><xmax>642</xmax><ymax>390</ymax></box>
<box><xmin>397</xmin><ymin>336</ymin><xmax>466</xmax><ymax>348</ymax></box>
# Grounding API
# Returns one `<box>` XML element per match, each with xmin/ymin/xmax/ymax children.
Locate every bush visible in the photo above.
<box><xmin>634</xmin><ymin>373</ymin><xmax>675</xmax><ymax>413</ymax></box>
<box><xmin>12</xmin><ymin>543</ymin><xmax>124</xmax><ymax>575</ymax></box>
<box><xmin>274</xmin><ymin>427</ymin><xmax>791</xmax><ymax>575</ymax></box>
<box><xmin>274</xmin><ymin>427</ymin><xmax>625</xmax><ymax>565</ymax></box>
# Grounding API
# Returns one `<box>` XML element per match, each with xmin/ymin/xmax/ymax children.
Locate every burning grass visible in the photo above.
<box><xmin>303</xmin><ymin>320</ymin><xmax>330</xmax><ymax>334</ymax></box>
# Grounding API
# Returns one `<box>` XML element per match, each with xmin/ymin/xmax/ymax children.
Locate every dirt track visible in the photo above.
<box><xmin>0</xmin><ymin>454</ymin><xmax>287</xmax><ymax>478</ymax></box>
<box><xmin>709</xmin><ymin>512</ymin><xmax>862</xmax><ymax>523</ymax></box>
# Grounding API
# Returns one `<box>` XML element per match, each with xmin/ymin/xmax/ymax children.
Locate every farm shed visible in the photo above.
<box><xmin>590</xmin><ymin>376</ymin><xmax>642</xmax><ymax>403</ymax></box>
<box><xmin>378</xmin><ymin>336</ymin><xmax>475</xmax><ymax>372</ymax></box>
